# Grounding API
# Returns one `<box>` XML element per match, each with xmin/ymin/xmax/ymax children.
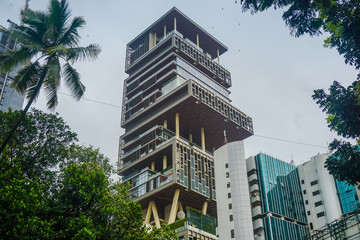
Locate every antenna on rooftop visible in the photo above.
<box><xmin>21</xmin><ymin>0</ymin><xmax>31</xmax><ymax>25</ymax></box>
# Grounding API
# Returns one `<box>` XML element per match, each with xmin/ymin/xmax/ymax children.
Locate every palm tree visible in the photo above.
<box><xmin>0</xmin><ymin>0</ymin><xmax>101</xmax><ymax>153</ymax></box>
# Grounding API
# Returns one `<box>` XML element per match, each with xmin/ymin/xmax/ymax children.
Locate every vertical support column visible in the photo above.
<box><xmin>189</xmin><ymin>134</ymin><xmax>193</xmax><ymax>143</ymax></box>
<box><xmin>217</xmin><ymin>49</ymin><xmax>220</xmax><ymax>64</ymax></box>
<box><xmin>168</xmin><ymin>189</ymin><xmax>180</xmax><ymax>224</ymax></box>
<box><xmin>202</xmin><ymin>201</ymin><xmax>208</xmax><ymax>215</ymax></box>
<box><xmin>196</xmin><ymin>34</ymin><xmax>199</xmax><ymax>48</ymax></box>
<box><xmin>212</xmin><ymin>147</ymin><xmax>215</xmax><ymax>153</ymax></box>
<box><xmin>151</xmin><ymin>162</ymin><xmax>155</xmax><ymax>171</ymax></box>
<box><xmin>175</xmin><ymin>113</ymin><xmax>179</xmax><ymax>138</ymax></box>
<box><xmin>174</xmin><ymin>17</ymin><xmax>177</xmax><ymax>31</ymax></box>
<box><xmin>164</xmin><ymin>25</ymin><xmax>166</xmax><ymax>37</ymax></box>
<box><xmin>163</xmin><ymin>155</ymin><xmax>167</xmax><ymax>170</ymax></box>
<box><xmin>164</xmin><ymin>120</ymin><xmax>167</xmax><ymax>129</ymax></box>
<box><xmin>201</xmin><ymin>127</ymin><xmax>205</xmax><ymax>151</ymax></box>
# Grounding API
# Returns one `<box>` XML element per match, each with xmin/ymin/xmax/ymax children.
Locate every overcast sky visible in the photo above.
<box><xmin>1</xmin><ymin>0</ymin><xmax>358</xmax><ymax>170</ymax></box>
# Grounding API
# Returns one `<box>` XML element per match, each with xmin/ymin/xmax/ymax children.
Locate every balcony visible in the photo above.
<box><xmin>129</xmin><ymin>167</ymin><xmax>174</xmax><ymax>199</ymax></box>
<box><xmin>120</xmin><ymin>125</ymin><xmax>175</xmax><ymax>169</ymax></box>
<box><xmin>174</xmin><ymin>33</ymin><xmax>231</xmax><ymax>88</ymax></box>
<box><xmin>126</xmin><ymin>30</ymin><xmax>231</xmax><ymax>88</ymax></box>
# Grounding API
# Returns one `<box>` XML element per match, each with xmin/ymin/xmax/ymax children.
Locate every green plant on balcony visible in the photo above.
<box><xmin>168</xmin><ymin>218</ymin><xmax>186</xmax><ymax>230</ymax></box>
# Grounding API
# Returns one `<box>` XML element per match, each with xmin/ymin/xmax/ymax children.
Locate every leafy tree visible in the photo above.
<box><xmin>238</xmin><ymin>0</ymin><xmax>360</xmax><ymax>186</ymax></box>
<box><xmin>0</xmin><ymin>109</ymin><xmax>178</xmax><ymax>239</ymax></box>
<box><xmin>313</xmin><ymin>81</ymin><xmax>360</xmax><ymax>187</ymax></box>
<box><xmin>0</xmin><ymin>0</ymin><xmax>101</xmax><ymax>153</ymax></box>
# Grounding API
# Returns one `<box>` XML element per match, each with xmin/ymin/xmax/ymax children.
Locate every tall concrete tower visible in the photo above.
<box><xmin>118</xmin><ymin>8</ymin><xmax>253</xmax><ymax>239</ymax></box>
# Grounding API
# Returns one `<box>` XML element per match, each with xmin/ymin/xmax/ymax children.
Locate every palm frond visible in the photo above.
<box><xmin>48</xmin><ymin>0</ymin><xmax>71</xmax><ymax>39</ymax></box>
<box><xmin>43</xmin><ymin>56</ymin><xmax>61</xmax><ymax>109</ymax></box>
<box><xmin>6</xmin><ymin>27</ymin><xmax>43</xmax><ymax>49</ymax></box>
<box><xmin>11</xmin><ymin>61</ymin><xmax>41</xmax><ymax>94</ymax></box>
<box><xmin>21</xmin><ymin>8</ymin><xmax>48</xmax><ymax>37</ymax></box>
<box><xmin>59</xmin><ymin>16</ymin><xmax>85</xmax><ymax>46</ymax></box>
<box><xmin>62</xmin><ymin>62</ymin><xmax>85</xmax><ymax>101</ymax></box>
<box><xmin>0</xmin><ymin>46</ymin><xmax>37</xmax><ymax>73</ymax></box>
<box><xmin>66</xmin><ymin>44</ymin><xmax>101</xmax><ymax>63</ymax></box>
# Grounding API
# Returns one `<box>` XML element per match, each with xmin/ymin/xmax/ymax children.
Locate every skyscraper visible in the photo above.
<box><xmin>0</xmin><ymin>22</ymin><xmax>25</xmax><ymax>112</ymax></box>
<box><xmin>118</xmin><ymin>7</ymin><xmax>253</xmax><ymax>239</ymax></box>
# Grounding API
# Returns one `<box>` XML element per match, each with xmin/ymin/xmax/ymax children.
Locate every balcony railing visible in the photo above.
<box><xmin>120</xmin><ymin>126</ymin><xmax>175</xmax><ymax>168</ymax></box>
<box><xmin>174</xmin><ymin>33</ymin><xmax>231</xmax><ymax>88</ymax></box>
<box><xmin>129</xmin><ymin>168</ymin><xmax>174</xmax><ymax>199</ymax></box>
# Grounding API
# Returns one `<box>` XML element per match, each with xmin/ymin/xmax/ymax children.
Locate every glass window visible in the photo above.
<box><xmin>305</xmin><ymin>200</ymin><xmax>309</xmax><ymax>205</ymax></box>
<box><xmin>314</xmin><ymin>201</ymin><xmax>323</xmax><ymax>207</ymax></box>
<box><xmin>307</xmin><ymin>211</ymin><xmax>311</xmax><ymax>216</ymax></box>
<box><xmin>312</xmin><ymin>190</ymin><xmax>320</xmax><ymax>196</ymax></box>
<box><xmin>226</xmin><ymin>172</ymin><xmax>230</xmax><ymax>178</ymax></box>
<box><xmin>303</xmin><ymin>190</ymin><xmax>307</xmax><ymax>194</ymax></box>
<box><xmin>229</xmin><ymin>203</ymin><xmax>232</xmax><ymax>210</ymax></box>
<box><xmin>231</xmin><ymin>229</ymin><xmax>235</xmax><ymax>238</ymax></box>
<box><xmin>225</xmin><ymin>163</ymin><xmax>229</xmax><ymax>169</ymax></box>
<box><xmin>229</xmin><ymin>215</ymin><xmax>233</xmax><ymax>222</ymax></box>
<box><xmin>227</xmin><ymin>182</ymin><xmax>230</xmax><ymax>188</ymax></box>
<box><xmin>228</xmin><ymin>193</ymin><xmax>231</xmax><ymax>199</ymax></box>
<box><xmin>317</xmin><ymin>212</ymin><xmax>325</xmax><ymax>218</ymax></box>
<box><xmin>301</xmin><ymin>179</ymin><xmax>305</xmax><ymax>184</ymax></box>
<box><xmin>310</xmin><ymin>180</ymin><xmax>318</xmax><ymax>186</ymax></box>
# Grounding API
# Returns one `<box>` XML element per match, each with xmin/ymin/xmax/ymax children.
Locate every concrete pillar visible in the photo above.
<box><xmin>189</xmin><ymin>134</ymin><xmax>193</xmax><ymax>143</ymax></box>
<box><xmin>163</xmin><ymin>155</ymin><xmax>167</xmax><ymax>170</ymax></box>
<box><xmin>213</xmin><ymin>147</ymin><xmax>215</xmax><ymax>153</ymax></box>
<box><xmin>202</xmin><ymin>201</ymin><xmax>208</xmax><ymax>215</ymax></box>
<box><xmin>201</xmin><ymin>127</ymin><xmax>205</xmax><ymax>151</ymax></box>
<box><xmin>151</xmin><ymin>201</ymin><xmax>161</xmax><ymax>228</ymax></box>
<box><xmin>196</xmin><ymin>34</ymin><xmax>199</xmax><ymax>47</ymax></box>
<box><xmin>217</xmin><ymin>49</ymin><xmax>220</xmax><ymax>64</ymax></box>
<box><xmin>164</xmin><ymin>120</ymin><xmax>167</xmax><ymax>129</ymax></box>
<box><xmin>151</xmin><ymin>162</ymin><xmax>155</xmax><ymax>171</ymax></box>
<box><xmin>174</xmin><ymin>17</ymin><xmax>177</xmax><ymax>31</ymax></box>
<box><xmin>164</xmin><ymin>25</ymin><xmax>166</xmax><ymax>37</ymax></box>
<box><xmin>168</xmin><ymin>189</ymin><xmax>180</xmax><ymax>224</ymax></box>
<box><xmin>175</xmin><ymin>113</ymin><xmax>179</xmax><ymax>137</ymax></box>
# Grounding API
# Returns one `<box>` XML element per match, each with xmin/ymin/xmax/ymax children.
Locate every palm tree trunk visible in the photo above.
<box><xmin>0</xmin><ymin>68</ymin><xmax>48</xmax><ymax>154</ymax></box>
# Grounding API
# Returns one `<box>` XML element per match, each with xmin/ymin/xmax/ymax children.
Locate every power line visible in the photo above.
<box><xmin>253</xmin><ymin>134</ymin><xmax>328</xmax><ymax>149</ymax></box>
<box><xmin>58</xmin><ymin>91</ymin><xmax>328</xmax><ymax>149</ymax></box>
<box><xmin>58</xmin><ymin>92</ymin><xmax>121</xmax><ymax>109</ymax></box>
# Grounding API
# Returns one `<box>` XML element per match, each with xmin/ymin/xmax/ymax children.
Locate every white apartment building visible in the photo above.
<box><xmin>214</xmin><ymin>141</ymin><xmax>254</xmax><ymax>240</ymax></box>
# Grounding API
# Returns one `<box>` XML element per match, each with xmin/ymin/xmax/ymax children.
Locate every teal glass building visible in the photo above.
<box><xmin>335</xmin><ymin>179</ymin><xmax>360</xmax><ymax>214</ymax></box>
<box><xmin>255</xmin><ymin>153</ymin><xmax>308</xmax><ymax>240</ymax></box>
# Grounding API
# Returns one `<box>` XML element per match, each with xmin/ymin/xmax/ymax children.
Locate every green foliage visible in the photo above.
<box><xmin>0</xmin><ymin>109</ymin><xmax>177</xmax><ymax>239</ymax></box>
<box><xmin>169</xmin><ymin>218</ymin><xmax>186</xmax><ymax>230</ymax></box>
<box><xmin>312</xmin><ymin>81</ymin><xmax>360</xmax><ymax>186</ymax></box>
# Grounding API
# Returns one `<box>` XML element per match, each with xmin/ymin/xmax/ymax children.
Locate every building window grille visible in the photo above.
<box><xmin>301</xmin><ymin>179</ymin><xmax>305</xmax><ymax>184</ymax></box>
<box><xmin>303</xmin><ymin>190</ymin><xmax>307</xmax><ymax>194</ymax></box>
<box><xmin>225</xmin><ymin>163</ymin><xmax>229</xmax><ymax>169</ymax></box>
<box><xmin>307</xmin><ymin>211</ymin><xmax>311</xmax><ymax>216</ymax></box>
<box><xmin>309</xmin><ymin>223</ymin><xmax>313</xmax><ymax>230</ymax></box>
<box><xmin>314</xmin><ymin>201</ymin><xmax>323</xmax><ymax>207</ymax></box>
<box><xmin>231</xmin><ymin>229</ymin><xmax>235</xmax><ymax>238</ymax></box>
<box><xmin>226</xmin><ymin>172</ymin><xmax>230</xmax><ymax>178</ymax></box>
<box><xmin>312</xmin><ymin>190</ymin><xmax>320</xmax><ymax>196</ymax></box>
<box><xmin>229</xmin><ymin>203</ymin><xmax>232</xmax><ymax>210</ymax></box>
<box><xmin>310</xmin><ymin>180</ymin><xmax>318</xmax><ymax>186</ymax></box>
<box><xmin>228</xmin><ymin>193</ymin><xmax>231</xmax><ymax>199</ymax></box>
<box><xmin>229</xmin><ymin>215</ymin><xmax>233</xmax><ymax>222</ymax></box>
<box><xmin>305</xmin><ymin>200</ymin><xmax>309</xmax><ymax>205</ymax></box>
<box><xmin>227</xmin><ymin>182</ymin><xmax>230</xmax><ymax>188</ymax></box>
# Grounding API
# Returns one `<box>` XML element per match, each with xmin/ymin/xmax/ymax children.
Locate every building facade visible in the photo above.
<box><xmin>214</xmin><ymin>141</ymin><xmax>254</xmax><ymax>240</ymax></box>
<box><xmin>298</xmin><ymin>153</ymin><xmax>360</xmax><ymax>233</ymax></box>
<box><xmin>246</xmin><ymin>153</ymin><xmax>308</xmax><ymax>240</ymax></box>
<box><xmin>0</xmin><ymin>22</ymin><xmax>25</xmax><ymax>112</ymax></box>
<box><xmin>118</xmin><ymin>8</ymin><xmax>253</xmax><ymax>239</ymax></box>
